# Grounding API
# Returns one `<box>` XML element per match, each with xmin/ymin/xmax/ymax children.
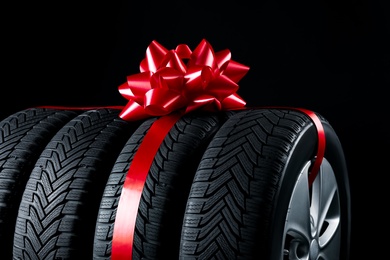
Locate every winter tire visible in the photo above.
<box><xmin>12</xmin><ymin>108</ymin><xmax>140</xmax><ymax>260</ymax></box>
<box><xmin>0</xmin><ymin>107</ymin><xmax>81</xmax><ymax>260</ymax></box>
<box><xmin>93</xmin><ymin>111</ymin><xmax>234</xmax><ymax>259</ymax></box>
<box><xmin>179</xmin><ymin>108</ymin><xmax>351</xmax><ymax>260</ymax></box>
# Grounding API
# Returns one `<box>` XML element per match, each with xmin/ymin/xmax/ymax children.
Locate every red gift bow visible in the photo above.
<box><xmin>118</xmin><ymin>38</ymin><xmax>250</xmax><ymax>121</ymax></box>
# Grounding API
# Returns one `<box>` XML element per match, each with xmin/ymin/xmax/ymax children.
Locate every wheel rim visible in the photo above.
<box><xmin>283</xmin><ymin>158</ymin><xmax>341</xmax><ymax>260</ymax></box>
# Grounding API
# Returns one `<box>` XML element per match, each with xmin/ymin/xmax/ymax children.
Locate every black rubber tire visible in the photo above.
<box><xmin>93</xmin><ymin>116</ymin><xmax>157</xmax><ymax>260</ymax></box>
<box><xmin>179</xmin><ymin>108</ymin><xmax>351</xmax><ymax>260</ymax></box>
<box><xmin>93</xmin><ymin>111</ymin><xmax>235</xmax><ymax>259</ymax></box>
<box><xmin>0</xmin><ymin>107</ymin><xmax>82</xmax><ymax>260</ymax></box>
<box><xmin>12</xmin><ymin>108</ymin><xmax>141</xmax><ymax>260</ymax></box>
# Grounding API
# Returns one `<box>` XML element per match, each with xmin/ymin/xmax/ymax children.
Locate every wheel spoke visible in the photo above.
<box><xmin>311</xmin><ymin>160</ymin><xmax>337</xmax><ymax>230</ymax></box>
<box><xmin>315</xmin><ymin>160</ymin><xmax>341</xmax><ymax>250</ymax></box>
<box><xmin>285</xmin><ymin>162</ymin><xmax>312</xmax><ymax>240</ymax></box>
<box><xmin>318</xmin><ymin>230</ymin><xmax>341</xmax><ymax>260</ymax></box>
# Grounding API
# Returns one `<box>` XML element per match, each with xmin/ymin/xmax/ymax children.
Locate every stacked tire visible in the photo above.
<box><xmin>0</xmin><ymin>106</ymin><xmax>351</xmax><ymax>260</ymax></box>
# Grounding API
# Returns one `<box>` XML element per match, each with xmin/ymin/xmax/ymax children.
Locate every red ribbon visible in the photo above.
<box><xmin>111</xmin><ymin>112</ymin><xmax>182</xmax><ymax>259</ymax></box>
<box><xmin>36</xmin><ymin>105</ymin><xmax>125</xmax><ymax>110</ymax></box>
<box><xmin>294</xmin><ymin>108</ymin><xmax>325</xmax><ymax>186</ymax></box>
<box><xmin>112</xmin><ymin>39</ymin><xmax>249</xmax><ymax>259</ymax></box>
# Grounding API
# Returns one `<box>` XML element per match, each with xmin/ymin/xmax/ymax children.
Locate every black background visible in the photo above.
<box><xmin>2</xmin><ymin>1</ymin><xmax>389</xmax><ymax>258</ymax></box>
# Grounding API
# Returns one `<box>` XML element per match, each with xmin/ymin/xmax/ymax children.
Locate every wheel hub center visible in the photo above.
<box><xmin>309</xmin><ymin>239</ymin><xmax>319</xmax><ymax>259</ymax></box>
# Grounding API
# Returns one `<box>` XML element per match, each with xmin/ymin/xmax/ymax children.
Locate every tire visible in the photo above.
<box><xmin>0</xmin><ymin>108</ymin><xmax>82</xmax><ymax>260</ymax></box>
<box><xmin>12</xmin><ymin>108</ymin><xmax>141</xmax><ymax>260</ymax></box>
<box><xmin>93</xmin><ymin>111</ymin><xmax>235</xmax><ymax>259</ymax></box>
<box><xmin>179</xmin><ymin>108</ymin><xmax>351</xmax><ymax>260</ymax></box>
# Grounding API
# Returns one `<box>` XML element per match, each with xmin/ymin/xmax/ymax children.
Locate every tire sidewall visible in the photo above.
<box><xmin>268</xmin><ymin>120</ymin><xmax>350</xmax><ymax>259</ymax></box>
